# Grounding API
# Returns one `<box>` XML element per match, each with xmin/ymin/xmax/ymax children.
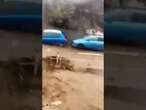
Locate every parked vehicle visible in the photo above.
<box><xmin>105</xmin><ymin>8</ymin><xmax>146</xmax><ymax>45</ymax></box>
<box><xmin>42</xmin><ymin>29</ymin><xmax>68</xmax><ymax>46</ymax></box>
<box><xmin>72</xmin><ymin>35</ymin><xmax>104</xmax><ymax>51</ymax></box>
<box><xmin>0</xmin><ymin>0</ymin><xmax>41</xmax><ymax>32</ymax></box>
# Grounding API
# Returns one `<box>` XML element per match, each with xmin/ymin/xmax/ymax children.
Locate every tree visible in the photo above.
<box><xmin>50</xmin><ymin>0</ymin><xmax>75</xmax><ymax>19</ymax></box>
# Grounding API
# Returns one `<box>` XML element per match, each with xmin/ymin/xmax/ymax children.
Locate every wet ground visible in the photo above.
<box><xmin>42</xmin><ymin>45</ymin><xmax>104</xmax><ymax>110</ymax></box>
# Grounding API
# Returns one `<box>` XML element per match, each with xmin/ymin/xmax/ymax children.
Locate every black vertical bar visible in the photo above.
<box><xmin>0</xmin><ymin>1</ymin><xmax>42</xmax><ymax>110</ymax></box>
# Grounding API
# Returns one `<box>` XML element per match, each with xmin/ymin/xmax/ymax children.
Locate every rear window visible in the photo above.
<box><xmin>43</xmin><ymin>32</ymin><xmax>61</xmax><ymax>38</ymax></box>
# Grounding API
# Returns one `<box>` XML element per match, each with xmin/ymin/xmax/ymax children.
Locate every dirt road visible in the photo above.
<box><xmin>43</xmin><ymin>45</ymin><xmax>104</xmax><ymax>110</ymax></box>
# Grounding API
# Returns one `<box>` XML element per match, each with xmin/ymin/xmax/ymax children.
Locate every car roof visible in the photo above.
<box><xmin>43</xmin><ymin>29</ymin><xmax>62</xmax><ymax>34</ymax></box>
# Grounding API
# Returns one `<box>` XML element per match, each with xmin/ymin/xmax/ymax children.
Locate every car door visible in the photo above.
<box><xmin>85</xmin><ymin>38</ymin><xmax>95</xmax><ymax>49</ymax></box>
<box><xmin>43</xmin><ymin>32</ymin><xmax>60</xmax><ymax>44</ymax></box>
<box><xmin>86</xmin><ymin>37</ymin><xmax>102</xmax><ymax>50</ymax></box>
<box><xmin>56</xmin><ymin>33</ymin><xmax>65</xmax><ymax>44</ymax></box>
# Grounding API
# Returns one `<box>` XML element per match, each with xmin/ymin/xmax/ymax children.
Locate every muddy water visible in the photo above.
<box><xmin>43</xmin><ymin>51</ymin><xmax>104</xmax><ymax>110</ymax></box>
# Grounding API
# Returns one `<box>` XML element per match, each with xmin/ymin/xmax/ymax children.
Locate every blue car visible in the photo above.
<box><xmin>105</xmin><ymin>9</ymin><xmax>146</xmax><ymax>45</ymax></box>
<box><xmin>42</xmin><ymin>29</ymin><xmax>68</xmax><ymax>46</ymax></box>
<box><xmin>72</xmin><ymin>36</ymin><xmax>104</xmax><ymax>51</ymax></box>
<box><xmin>0</xmin><ymin>1</ymin><xmax>41</xmax><ymax>32</ymax></box>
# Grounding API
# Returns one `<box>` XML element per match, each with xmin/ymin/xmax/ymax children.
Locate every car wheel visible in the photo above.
<box><xmin>77</xmin><ymin>44</ymin><xmax>85</xmax><ymax>49</ymax></box>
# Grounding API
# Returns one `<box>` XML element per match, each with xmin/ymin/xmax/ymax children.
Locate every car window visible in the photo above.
<box><xmin>98</xmin><ymin>37</ymin><xmax>104</xmax><ymax>41</ymax></box>
<box><xmin>85</xmin><ymin>37</ymin><xmax>98</xmax><ymax>41</ymax></box>
<box><xmin>84</xmin><ymin>37</ymin><xmax>92</xmax><ymax>40</ymax></box>
<box><xmin>86</xmin><ymin>37</ymin><xmax>103</xmax><ymax>41</ymax></box>
<box><xmin>43</xmin><ymin>32</ymin><xmax>61</xmax><ymax>38</ymax></box>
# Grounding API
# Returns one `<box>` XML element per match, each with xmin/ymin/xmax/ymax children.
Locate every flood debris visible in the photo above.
<box><xmin>43</xmin><ymin>56</ymin><xmax>74</xmax><ymax>71</ymax></box>
<box><xmin>51</xmin><ymin>100</ymin><xmax>62</xmax><ymax>106</ymax></box>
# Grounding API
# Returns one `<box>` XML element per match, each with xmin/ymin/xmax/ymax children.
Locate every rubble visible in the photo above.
<box><xmin>43</xmin><ymin>56</ymin><xmax>74</xmax><ymax>71</ymax></box>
